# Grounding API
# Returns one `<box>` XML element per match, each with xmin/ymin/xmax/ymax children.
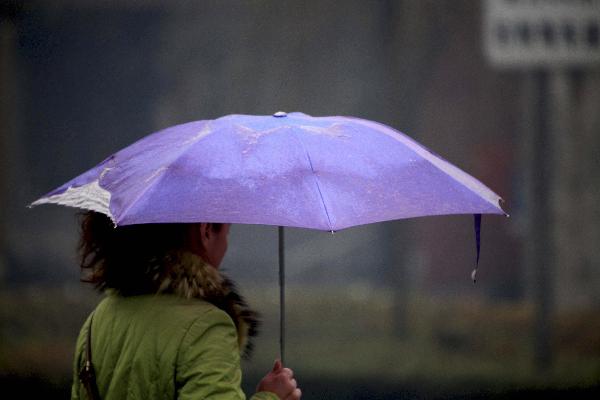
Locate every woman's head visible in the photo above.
<box><xmin>78</xmin><ymin>211</ymin><xmax>229</xmax><ymax>295</ymax></box>
<box><xmin>186</xmin><ymin>222</ymin><xmax>231</xmax><ymax>268</ymax></box>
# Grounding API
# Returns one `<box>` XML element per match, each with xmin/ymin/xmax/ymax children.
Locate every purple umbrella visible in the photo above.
<box><xmin>31</xmin><ymin>111</ymin><xmax>507</xmax><ymax>361</ymax></box>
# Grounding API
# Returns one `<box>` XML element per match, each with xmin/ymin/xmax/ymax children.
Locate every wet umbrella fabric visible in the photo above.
<box><xmin>32</xmin><ymin>112</ymin><xmax>505</xmax><ymax>228</ymax></box>
<box><xmin>31</xmin><ymin>111</ymin><xmax>506</xmax><ymax>362</ymax></box>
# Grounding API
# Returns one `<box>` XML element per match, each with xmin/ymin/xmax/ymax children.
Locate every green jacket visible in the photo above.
<box><xmin>71</xmin><ymin>294</ymin><xmax>277</xmax><ymax>400</ymax></box>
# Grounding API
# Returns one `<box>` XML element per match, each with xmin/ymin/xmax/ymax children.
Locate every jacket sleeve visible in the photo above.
<box><xmin>176</xmin><ymin>307</ymin><xmax>278</xmax><ymax>400</ymax></box>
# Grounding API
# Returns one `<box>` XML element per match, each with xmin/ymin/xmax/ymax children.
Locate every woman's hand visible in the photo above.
<box><xmin>256</xmin><ymin>359</ymin><xmax>301</xmax><ymax>400</ymax></box>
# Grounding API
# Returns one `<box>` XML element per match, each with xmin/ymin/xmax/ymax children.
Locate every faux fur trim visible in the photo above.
<box><xmin>155</xmin><ymin>251</ymin><xmax>259</xmax><ymax>358</ymax></box>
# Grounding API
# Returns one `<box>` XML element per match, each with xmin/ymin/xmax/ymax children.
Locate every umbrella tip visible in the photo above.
<box><xmin>273</xmin><ymin>111</ymin><xmax>287</xmax><ymax>118</ymax></box>
<box><xmin>498</xmin><ymin>198</ymin><xmax>509</xmax><ymax>218</ymax></box>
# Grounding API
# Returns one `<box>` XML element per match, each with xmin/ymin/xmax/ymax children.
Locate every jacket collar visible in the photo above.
<box><xmin>155</xmin><ymin>251</ymin><xmax>259</xmax><ymax>358</ymax></box>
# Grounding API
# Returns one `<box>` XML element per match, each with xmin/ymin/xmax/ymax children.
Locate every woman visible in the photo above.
<box><xmin>71</xmin><ymin>211</ymin><xmax>301</xmax><ymax>400</ymax></box>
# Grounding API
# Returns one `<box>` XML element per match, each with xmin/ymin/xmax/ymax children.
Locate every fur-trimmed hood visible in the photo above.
<box><xmin>154</xmin><ymin>251</ymin><xmax>259</xmax><ymax>358</ymax></box>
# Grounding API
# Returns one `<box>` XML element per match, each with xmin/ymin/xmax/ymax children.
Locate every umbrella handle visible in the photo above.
<box><xmin>278</xmin><ymin>226</ymin><xmax>286</xmax><ymax>365</ymax></box>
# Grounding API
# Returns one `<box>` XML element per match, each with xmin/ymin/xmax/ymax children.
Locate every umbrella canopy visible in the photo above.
<box><xmin>31</xmin><ymin>112</ymin><xmax>506</xmax><ymax>229</ymax></box>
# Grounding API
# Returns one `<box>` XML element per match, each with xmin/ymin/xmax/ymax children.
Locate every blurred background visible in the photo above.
<box><xmin>1</xmin><ymin>0</ymin><xmax>599</xmax><ymax>398</ymax></box>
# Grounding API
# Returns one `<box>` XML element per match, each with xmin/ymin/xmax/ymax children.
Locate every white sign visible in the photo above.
<box><xmin>483</xmin><ymin>0</ymin><xmax>600</xmax><ymax>67</ymax></box>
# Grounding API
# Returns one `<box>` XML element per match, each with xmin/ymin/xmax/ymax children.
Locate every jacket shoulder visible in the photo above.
<box><xmin>73</xmin><ymin>294</ymin><xmax>236</xmax><ymax>400</ymax></box>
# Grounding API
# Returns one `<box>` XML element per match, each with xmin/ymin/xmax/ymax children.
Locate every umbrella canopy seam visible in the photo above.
<box><xmin>289</xmin><ymin>127</ymin><xmax>334</xmax><ymax>232</ymax></box>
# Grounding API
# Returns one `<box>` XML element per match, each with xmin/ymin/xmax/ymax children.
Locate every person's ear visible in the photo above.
<box><xmin>199</xmin><ymin>223</ymin><xmax>212</xmax><ymax>247</ymax></box>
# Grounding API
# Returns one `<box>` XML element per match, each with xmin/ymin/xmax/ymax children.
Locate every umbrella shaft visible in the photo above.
<box><xmin>278</xmin><ymin>226</ymin><xmax>285</xmax><ymax>365</ymax></box>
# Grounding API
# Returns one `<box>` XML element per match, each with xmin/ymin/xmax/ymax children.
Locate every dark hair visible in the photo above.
<box><xmin>78</xmin><ymin>211</ymin><xmax>222</xmax><ymax>296</ymax></box>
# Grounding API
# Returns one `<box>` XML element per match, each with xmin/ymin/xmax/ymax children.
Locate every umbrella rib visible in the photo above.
<box><xmin>290</xmin><ymin>130</ymin><xmax>334</xmax><ymax>231</ymax></box>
